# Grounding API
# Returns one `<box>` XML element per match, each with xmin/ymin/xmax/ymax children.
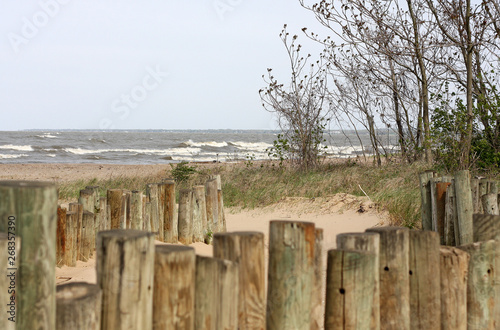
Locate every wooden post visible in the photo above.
<box><xmin>69</xmin><ymin>203</ymin><xmax>83</xmax><ymax>262</ymax></box>
<box><xmin>96</xmin><ymin>230</ymin><xmax>155</xmax><ymax>330</ymax></box>
<box><xmin>440</xmin><ymin>246</ymin><xmax>469</xmax><ymax>330</ymax></box>
<box><xmin>79</xmin><ymin>189</ymin><xmax>97</xmax><ymax>255</ymax></box>
<box><xmin>85</xmin><ymin>185</ymin><xmax>100</xmax><ymax>211</ymax></box>
<box><xmin>409</xmin><ymin>230</ymin><xmax>441</xmax><ymax>329</ymax></box>
<box><xmin>144</xmin><ymin>200</ymin><xmax>152</xmax><ymax>231</ymax></box>
<box><xmin>98</xmin><ymin>197</ymin><xmax>106</xmax><ymax>231</ymax></box>
<box><xmin>130</xmin><ymin>191</ymin><xmax>143</xmax><ymax>230</ymax></box>
<box><xmin>213</xmin><ymin>232</ymin><xmax>266</xmax><ymax>330</ymax></box>
<box><xmin>435</xmin><ymin>182</ymin><xmax>451</xmax><ymax>244</ymax></box>
<box><xmin>311</xmin><ymin>228</ymin><xmax>323</xmax><ymax>330</ymax></box>
<box><xmin>473</xmin><ymin>214</ymin><xmax>500</xmax><ymax>242</ymax></box>
<box><xmin>146</xmin><ymin>184</ymin><xmax>159</xmax><ymax>236</ymax></box>
<box><xmin>65</xmin><ymin>211</ymin><xmax>77</xmax><ymax>267</ymax></box>
<box><xmin>205</xmin><ymin>179</ymin><xmax>219</xmax><ymax>233</ymax></box>
<box><xmin>429</xmin><ymin>177</ymin><xmax>442</xmax><ymax>232</ymax></box>
<box><xmin>471</xmin><ymin>177</ymin><xmax>481</xmax><ymax>214</ymax></box>
<box><xmin>458</xmin><ymin>240</ymin><xmax>500</xmax><ymax>329</ymax></box>
<box><xmin>419</xmin><ymin>171</ymin><xmax>434</xmax><ymax>230</ymax></box>
<box><xmin>490</xmin><ymin>180</ymin><xmax>499</xmax><ymax>194</ymax></box>
<box><xmin>192</xmin><ymin>185</ymin><xmax>208</xmax><ymax>242</ymax></box>
<box><xmin>153</xmin><ymin>245</ymin><xmax>196</xmax><ymax>330</ymax></box>
<box><xmin>337</xmin><ymin>232</ymin><xmax>380</xmax><ymax>330</ymax></box>
<box><xmin>324</xmin><ymin>249</ymin><xmax>376</xmax><ymax>330</ymax></box>
<box><xmin>178</xmin><ymin>189</ymin><xmax>193</xmax><ymax>245</ymax></box>
<box><xmin>444</xmin><ymin>180</ymin><xmax>457</xmax><ymax>246</ymax></box>
<box><xmin>479</xmin><ymin>178</ymin><xmax>489</xmax><ymax>208</ymax></box>
<box><xmin>80</xmin><ymin>211</ymin><xmax>94</xmax><ymax>262</ymax></box>
<box><xmin>217</xmin><ymin>190</ymin><xmax>226</xmax><ymax>232</ymax></box>
<box><xmin>107</xmin><ymin>189</ymin><xmax>123</xmax><ymax>230</ymax></box>
<box><xmin>123</xmin><ymin>190</ymin><xmax>131</xmax><ymax>229</ymax></box>
<box><xmin>266</xmin><ymin>221</ymin><xmax>315</xmax><ymax>329</ymax></box>
<box><xmin>161</xmin><ymin>181</ymin><xmax>177</xmax><ymax>243</ymax></box>
<box><xmin>481</xmin><ymin>193</ymin><xmax>499</xmax><ymax>215</ymax></box>
<box><xmin>56</xmin><ymin>282</ymin><xmax>102</xmax><ymax>330</ymax></box>
<box><xmin>57</xmin><ymin>206</ymin><xmax>67</xmax><ymax>267</ymax></box>
<box><xmin>455</xmin><ymin>170</ymin><xmax>474</xmax><ymax>245</ymax></box>
<box><xmin>366</xmin><ymin>226</ymin><xmax>410</xmax><ymax>330</ymax></box>
<box><xmin>0</xmin><ymin>181</ymin><xmax>57</xmax><ymax>330</ymax></box>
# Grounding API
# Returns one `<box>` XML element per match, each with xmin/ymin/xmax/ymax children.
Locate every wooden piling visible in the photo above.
<box><xmin>481</xmin><ymin>193</ymin><xmax>499</xmax><ymax>215</ymax></box>
<box><xmin>409</xmin><ymin>230</ymin><xmax>441</xmax><ymax>329</ymax></box>
<box><xmin>473</xmin><ymin>214</ymin><xmax>500</xmax><ymax>242</ymax></box>
<box><xmin>98</xmin><ymin>197</ymin><xmax>107</xmax><ymax>231</ymax></box>
<box><xmin>80</xmin><ymin>211</ymin><xmax>94</xmax><ymax>262</ymax></box>
<box><xmin>56</xmin><ymin>282</ymin><xmax>102</xmax><ymax>330</ymax></box>
<box><xmin>213</xmin><ymin>231</ymin><xmax>266</xmax><ymax>330</ymax></box>
<box><xmin>96</xmin><ymin>230</ymin><xmax>155</xmax><ymax>330</ymax></box>
<box><xmin>455</xmin><ymin>170</ymin><xmax>474</xmax><ymax>245</ymax></box>
<box><xmin>69</xmin><ymin>202</ymin><xmax>83</xmax><ymax>262</ymax></box>
<box><xmin>440</xmin><ymin>246</ymin><xmax>469</xmax><ymax>330</ymax></box>
<box><xmin>161</xmin><ymin>181</ymin><xmax>177</xmax><ymax>243</ymax></box>
<box><xmin>0</xmin><ymin>181</ymin><xmax>58</xmax><ymax>330</ymax></box>
<box><xmin>471</xmin><ymin>177</ymin><xmax>481</xmax><ymax>214</ymax></box>
<box><xmin>57</xmin><ymin>206</ymin><xmax>67</xmax><ymax>267</ymax></box>
<box><xmin>311</xmin><ymin>228</ymin><xmax>323</xmax><ymax>330</ymax></box>
<box><xmin>65</xmin><ymin>211</ymin><xmax>77</xmax><ymax>267</ymax></box>
<box><xmin>178</xmin><ymin>189</ymin><xmax>193</xmax><ymax>245</ymax></box>
<box><xmin>444</xmin><ymin>180</ymin><xmax>457</xmax><ymax>246</ymax></box>
<box><xmin>146</xmin><ymin>183</ymin><xmax>159</xmax><ymax>236</ymax></box>
<box><xmin>130</xmin><ymin>190</ymin><xmax>143</xmax><ymax>230</ymax></box>
<box><xmin>435</xmin><ymin>182</ymin><xmax>451</xmax><ymax>244</ymax></box>
<box><xmin>205</xmin><ymin>178</ymin><xmax>219</xmax><ymax>233</ymax></box>
<box><xmin>191</xmin><ymin>186</ymin><xmax>207</xmax><ymax>242</ymax></box>
<box><xmin>107</xmin><ymin>189</ymin><xmax>123</xmax><ymax>230</ymax></box>
<box><xmin>217</xmin><ymin>190</ymin><xmax>226</xmax><ymax>232</ymax></box>
<box><xmin>153</xmin><ymin>245</ymin><xmax>196</xmax><ymax>330</ymax></box>
<box><xmin>419</xmin><ymin>171</ymin><xmax>434</xmax><ymax>230</ymax></box>
<box><xmin>195</xmin><ymin>256</ymin><xmax>239</xmax><ymax>330</ymax></box>
<box><xmin>366</xmin><ymin>226</ymin><xmax>410</xmax><ymax>330</ymax></box>
<box><xmin>266</xmin><ymin>221</ymin><xmax>315</xmax><ymax>329</ymax></box>
<box><xmin>458</xmin><ymin>240</ymin><xmax>500</xmax><ymax>329</ymax></box>
<box><xmin>337</xmin><ymin>232</ymin><xmax>380</xmax><ymax>330</ymax></box>
<box><xmin>144</xmin><ymin>201</ymin><xmax>152</xmax><ymax>231</ymax></box>
<box><xmin>324</xmin><ymin>249</ymin><xmax>376</xmax><ymax>330</ymax></box>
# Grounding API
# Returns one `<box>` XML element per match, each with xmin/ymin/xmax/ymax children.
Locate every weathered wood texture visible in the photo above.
<box><xmin>455</xmin><ymin>170</ymin><xmax>474</xmax><ymax>245</ymax></box>
<box><xmin>409</xmin><ymin>230</ymin><xmax>441</xmax><ymax>329</ymax></box>
<box><xmin>56</xmin><ymin>282</ymin><xmax>102</xmax><ymax>330</ymax></box>
<box><xmin>178</xmin><ymin>189</ymin><xmax>193</xmax><ymax>245</ymax></box>
<box><xmin>419</xmin><ymin>171</ymin><xmax>435</xmax><ymax>230</ymax></box>
<box><xmin>98</xmin><ymin>197</ymin><xmax>107</xmax><ymax>231</ymax></box>
<box><xmin>69</xmin><ymin>202</ymin><xmax>83</xmax><ymax>264</ymax></box>
<box><xmin>0</xmin><ymin>181</ymin><xmax>57</xmax><ymax>330</ymax></box>
<box><xmin>311</xmin><ymin>228</ymin><xmax>323</xmax><ymax>330</ymax></box>
<box><xmin>435</xmin><ymin>181</ymin><xmax>451</xmax><ymax>244</ymax></box>
<box><xmin>144</xmin><ymin>200</ymin><xmax>152</xmax><ymax>231</ymax></box>
<box><xmin>191</xmin><ymin>186</ymin><xmax>207</xmax><ymax>242</ymax></box>
<box><xmin>439</xmin><ymin>246</ymin><xmax>469</xmax><ymax>330</ymax></box>
<box><xmin>337</xmin><ymin>232</ymin><xmax>380</xmax><ymax>330</ymax></box>
<box><xmin>161</xmin><ymin>181</ymin><xmax>177</xmax><ymax>243</ymax></box>
<box><xmin>56</xmin><ymin>206</ymin><xmax>67</xmax><ymax>267</ymax></box>
<box><xmin>266</xmin><ymin>221</ymin><xmax>316</xmax><ymax>330</ymax></box>
<box><xmin>471</xmin><ymin>178</ymin><xmax>481</xmax><ymax>214</ymax></box>
<box><xmin>324</xmin><ymin>249</ymin><xmax>376</xmax><ymax>330</ymax></box>
<box><xmin>195</xmin><ymin>256</ymin><xmax>239</xmax><ymax>330</ymax></box>
<box><xmin>444</xmin><ymin>180</ymin><xmax>457</xmax><ymax>246</ymax></box>
<box><xmin>107</xmin><ymin>189</ymin><xmax>123</xmax><ymax>230</ymax></box>
<box><xmin>96</xmin><ymin>230</ymin><xmax>155</xmax><ymax>330</ymax></box>
<box><xmin>65</xmin><ymin>211</ymin><xmax>77</xmax><ymax>267</ymax></box>
<box><xmin>458</xmin><ymin>240</ymin><xmax>500</xmax><ymax>329</ymax></box>
<box><xmin>205</xmin><ymin>179</ymin><xmax>219</xmax><ymax>233</ymax></box>
<box><xmin>482</xmin><ymin>193</ymin><xmax>499</xmax><ymax>215</ymax></box>
<box><xmin>366</xmin><ymin>226</ymin><xmax>410</xmax><ymax>330</ymax></box>
<box><xmin>80</xmin><ymin>211</ymin><xmax>94</xmax><ymax>262</ymax></box>
<box><xmin>153</xmin><ymin>245</ymin><xmax>196</xmax><ymax>330</ymax></box>
<box><xmin>130</xmin><ymin>190</ymin><xmax>143</xmax><ymax>230</ymax></box>
<box><xmin>217</xmin><ymin>189</ymin><xmax>226</xmax><ymax>232</ymax></box>
<box><xmin>146</xmin><ymin>183</ymin><xmax>159</xmax><ymax>237</ymax></box>
<box><xmin>213</xmin><ymin>232</ymin><xmax>266</xmax><ymax>330</ymax></box>
<box><xmin>473</xmin><ymin>214</ymin><xmax>500</xmax><ymax>242</ymax></box>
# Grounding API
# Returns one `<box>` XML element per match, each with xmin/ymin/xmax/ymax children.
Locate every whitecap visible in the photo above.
<box><xmin>0</xmin><ymin>144</ymin><xmax>33</xmax><ymax>151</ymax></box>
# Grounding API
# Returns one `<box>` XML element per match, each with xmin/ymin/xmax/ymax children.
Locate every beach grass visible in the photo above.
<box><xmin>57</xmin><ymin>158</ymin><xmax>430</xmax><ymax>228</ymax></box>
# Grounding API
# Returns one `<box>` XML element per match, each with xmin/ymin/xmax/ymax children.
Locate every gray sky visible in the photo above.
<box><xmin>0</xmin><ymin>1</ymin><xmax>327</xmax><ymax>130</ymax></box>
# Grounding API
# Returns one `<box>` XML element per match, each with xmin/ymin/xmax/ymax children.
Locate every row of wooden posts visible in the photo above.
<box><xmin>2</xmin><ymin>179</ymin><xmax>500</xmax><ymax>329</ymax></box>
<box><xmin>419</xmin><ymin>169</ymin><xmax>500</xmax><ymax>246</ymax></box>
<box><xmin>56</xmin><ymin>175</ymin><xmax>226</xmax><ymax>267</ymax></box>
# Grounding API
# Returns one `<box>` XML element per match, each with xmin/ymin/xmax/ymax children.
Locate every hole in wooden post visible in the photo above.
<box><xmin>487</xmin><ymin>269</ymin><xmax>491</xmax><ymax>274</ymax></box>
<box><xmin>409</xmin><ymin>270</ymin><xmax>413</xmax><ymax>275</ymax></box>
<box><xmin>384</xmin><ymin>266</ymin><xmax>389</xmax><ymax>271</ymax></box>
<box><xmin>339</xmin><ymin>288</ymin><xmax>345</xmax><ymax>294</ymax></box>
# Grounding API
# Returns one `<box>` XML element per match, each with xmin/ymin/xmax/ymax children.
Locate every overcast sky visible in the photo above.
<box><xmin>0</xmin><ymin>1</ymin><xmax>329</xmax><ymax>130</ymax></box>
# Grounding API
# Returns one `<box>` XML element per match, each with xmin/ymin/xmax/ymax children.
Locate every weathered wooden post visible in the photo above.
<box><xmin>205</xmin><ymin>178</ymin><xmax>219</xmax><ymax>233</ymax></box>
<box><xmin>178</xmin><ymin>189</ymin><xmax>193</xmax><ymax>245</ymax></box>
<box><xmin>146</xmin><ymin>183</ymin><xmax>160</xmax><ymax>237</ymax></box>
<box><xmin>69</xmin><ymin>202</ymin><xmax>83</xmax><ymax>263</ymax></box>
<box><xmin>56</xmin><ymin>282</ymin><xmax>102</xmax><ymax>330</ymax></box>
<box><xmin>57</xmin><ymin>206</ymin><xmax>67</xmax><ymax>267</ymax></box>
<box><xmin>130</xmin><ymin>190</ymin><xmax>143</xmax><ymax>230</ymax></box>
<box><xmin>79</xmin><ymin>189</ymin><xmax>97</xmax><ymax>254</ymax></box>
<box><xmin>213</xmin><ymin>232</ymin><xmax>266</xmax><ymax>330</ymax></box>
<box><xmin>440</xmin><ymin>246</ymin><xmax>469</xmax><ymax>330</ymax></box>
<box><xmin>366</xmin><ymin>226</ymin><xmax>410</xmax><ymax>330</ymax></box>
<box><xmin>153</xmin><ymin>245</ymin><xmax>196</xmax><ymax>330</ymax></box>
<box><xmin>143</xmin><ymin>200</ymin><xmax>152</xmax><ymax>231</ymax></box>
<box><xmin>479</xmin><ymin>178</ymin><xmax>489</xmax><ymax>213</ymax></box>
<box><xmin>458</xmin><ymin>240</ymin><xmax>500</xmax><ymax>329</ymax></box>
<box><xmin>337</xmin><ymin>232</ymin><xmax>380</xmax><ymax>330</ymax></box>
<box><xmin>419</xmin><ymin>171</ymin><xmax>435</xmax><ymax>230</ymax></box>
<box><xmin>266</xmin><ymin>221</ymin><xmax>315</xmax><ymax>329</ymax></box>
<box><xmin>481</xmin><ymin>193</ymin><xmax>499</xmax><ymax>215</ymax></box>
<box><xmin>311</xmin><ymin>228</ymin><xmax>323</xmax><ymax>330</ymax></box>
<box><xmin>435</xmin><ymin>181</ymin><xmax>451</xmax><ymax>244</ymax></box>
<box><xmin>429</xmin><ymin>177</ymin><xmax>442</xmax><ymax>232</ymax></box>
<box><xmin>455</xmin><ymin>170</ymin><xmax>474</xmax><ymax>245</ymax></box>
<box><xmin>98</xmin><ymin>197</ymin><xmax>107</xmax><ymax>231</ymax></box>
<box><xmin>473</xmin><ymin>214</ymin><xmax>500</xmax><ymax>242</ymax></box>
<box><xmin>471</xmin><ymin>177</ymin><xmax>481</xmax><ymax>213</ymax></box>
<box><xmin>0</xmin><ymin>181</ymin><xmax>57</xmax><ymax>330</ymax></box>
<box><xmin>324</xmin><ymin>249</ymin><xmax>376</xmax><ymax>330</ymax></box>
<box><xmin>81</xmin><ymin>211</ymin><xmax>94</xmax><ymax>262</ymax></box>
<box><xmin>65</xmin><ymin>211</ymin><xmax>77</xmax><ymax>267</ymax></box>
<box><xmin>444</xmin><ymin>180</ymin><xmax>457</xmax><ymax>246</ymax></box>
<box><xmin>96</xmin><ymin>230</ymin><xmax>155</xmax><ymax>330</ymax></box>
<box><xmin>195</xmin><ymin>256</ymin><xmax>239</xmax><ymax>330</ymax></box>
<box><xmin>107</xmin><ymin>189</ymin><xmax>123</xmax><ymax>230</ymax></box>
<box><xmin>191</xmin><ymin>186</ymin><xmax>207</xmax><ymax>242</ymax></box>
<box><xmin>160</xmin><ymin>181</ymin><xmax>177</xmax><ymax>243</ymax></box>
<box><xmin>409</xmin><ymin>230</ymin><xmax>441</xmax><ymax>329</ymax></box>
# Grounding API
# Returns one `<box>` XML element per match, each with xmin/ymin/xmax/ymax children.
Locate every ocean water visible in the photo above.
<box><xmin>0</xmin><ymin>130</ymin><xmax>399</xmax><ymax>164</ymax></box>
